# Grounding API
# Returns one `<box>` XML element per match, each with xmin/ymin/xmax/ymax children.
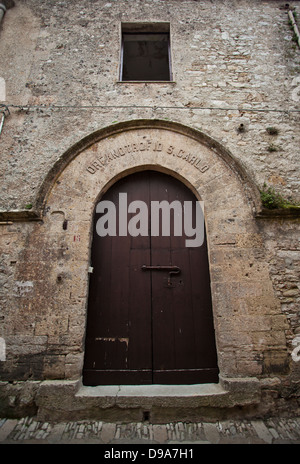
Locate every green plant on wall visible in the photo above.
<box><xmin>260</xmin><ymin>183</ymin><xmax>300</xmax><ymax>210</ymax></box>
<box><xmin>266</xmin><ymin>127</ymin><xmax>279</xmax><ymax>136</ymax></box>
<box><xmin>267</xmin><ymin>144</ymin><xmax>279</xmax><ymax>153</ymax></box>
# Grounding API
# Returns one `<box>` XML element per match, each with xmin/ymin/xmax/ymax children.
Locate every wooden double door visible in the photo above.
<box><xmin>83</xmin><ymin>171</ymin><xmax>218</xmax><ymax>385</ymax></box>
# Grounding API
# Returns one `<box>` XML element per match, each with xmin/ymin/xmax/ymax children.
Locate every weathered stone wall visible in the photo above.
<box><xmin>0</xmin><ymin>0</ymin><xmax>299</xmax><ymax>210</ymax></box>
<box><xmin>258</xmin><ymin>218</ymin><xmax>300</xmax><ymax>381</ymax></box>
<box><xmin>0</xmin><ymin>0</ymin><xmax>299</xmax><ymax>419</ymax></box>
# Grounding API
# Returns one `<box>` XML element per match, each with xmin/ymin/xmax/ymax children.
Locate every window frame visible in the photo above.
<box><xmin>119</xmin><ymin>23</ymin><xmax>174</xmax><ymax>83</ymax></box>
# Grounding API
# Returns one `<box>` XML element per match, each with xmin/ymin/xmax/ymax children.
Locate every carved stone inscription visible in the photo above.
<box><xmin>86</xmin><ymin>138</ymin><xmax>209</xmax><ymax>174</ymax></box>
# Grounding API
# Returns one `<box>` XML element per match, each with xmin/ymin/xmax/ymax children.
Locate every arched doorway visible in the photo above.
<box><xmin>83</xmin><ymin>170</ymin><xmax>219</xmax><ymax>385</ymax></box>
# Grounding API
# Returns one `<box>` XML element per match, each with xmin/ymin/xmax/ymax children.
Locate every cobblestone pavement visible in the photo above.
<box><xmin>0</xmin><ymin>416</ymin><xmax>300</xmax><ymax>444</ymax></box>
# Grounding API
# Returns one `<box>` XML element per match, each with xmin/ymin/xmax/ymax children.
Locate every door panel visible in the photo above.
<box><xmin>83</xmin><ymin>174</ymin><xmax>152</xmax><ymax>385</ymax></box>
<box><xmin>149</xmin><ymin>173</ymin><xmax>218</xmax><ymax>383</ymax></box>
<box><xmin>83</xmin><ymin>171</ymin><xmax>218</xmax><ymax>385</ymax></box>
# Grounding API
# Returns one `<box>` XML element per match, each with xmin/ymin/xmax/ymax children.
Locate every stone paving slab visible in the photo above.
<box><xmin>0</xmin><ymin>416</ymin><xmax>300</xmax><ymax>444</ymax></box>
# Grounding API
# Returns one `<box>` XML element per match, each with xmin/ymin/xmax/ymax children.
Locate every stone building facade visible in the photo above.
<box><xmin>0</xmin><ymin>0</ymin><xmax>299</xmax><ymax>422</ymax></box>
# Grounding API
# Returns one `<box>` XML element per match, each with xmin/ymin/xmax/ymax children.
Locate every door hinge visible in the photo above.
<box><xmin>88</xmin><ymin>266</ymin><xmax>94</xmax><ymax>274</ymax></box>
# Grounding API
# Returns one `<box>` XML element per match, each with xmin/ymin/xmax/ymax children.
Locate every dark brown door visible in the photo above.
<box><xmin>83</xmin><ymin>171</ymin><xmax>218</xmax><ymax>385</ymax></box>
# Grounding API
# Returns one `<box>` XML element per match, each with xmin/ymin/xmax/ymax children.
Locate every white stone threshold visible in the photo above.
<box><xmin>76</xmin><ymin>383</ymin><xmax>226</xmax><ymax>398</ymax></box>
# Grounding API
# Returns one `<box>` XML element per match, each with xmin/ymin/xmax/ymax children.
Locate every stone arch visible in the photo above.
<box><xmin>37</xmin><ymin>119</ymin><xmax>262</xmax><ymax>216</ymax></box>
<box><xmin>38</xmin><ymin>119</ymin><xmax>285</xmax><ymax>384</ymax></box>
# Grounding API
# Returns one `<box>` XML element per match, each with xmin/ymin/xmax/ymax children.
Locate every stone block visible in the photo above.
<box><xmin>262</xmin><ymin>350</ymin><xmax>289</xmax><ymax>375</ymax></box>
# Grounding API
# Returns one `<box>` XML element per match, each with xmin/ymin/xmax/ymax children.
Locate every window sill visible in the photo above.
<box><xmin>117</xmin><ymin>80</ymin><xmax>176</xmax><ymax>84</ymax></box>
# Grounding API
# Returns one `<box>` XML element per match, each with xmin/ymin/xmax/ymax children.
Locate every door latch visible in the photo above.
<box><xmin>142</xmin><ymin>265</ymin><xmax>181</xmax><ymax>287</ymax></box>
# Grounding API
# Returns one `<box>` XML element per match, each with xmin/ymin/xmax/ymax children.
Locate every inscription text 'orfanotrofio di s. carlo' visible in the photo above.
<box><xmin>86</xmin><ymin>138</ymin><xmax>210</xmax><ymax>174</ymax></box>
